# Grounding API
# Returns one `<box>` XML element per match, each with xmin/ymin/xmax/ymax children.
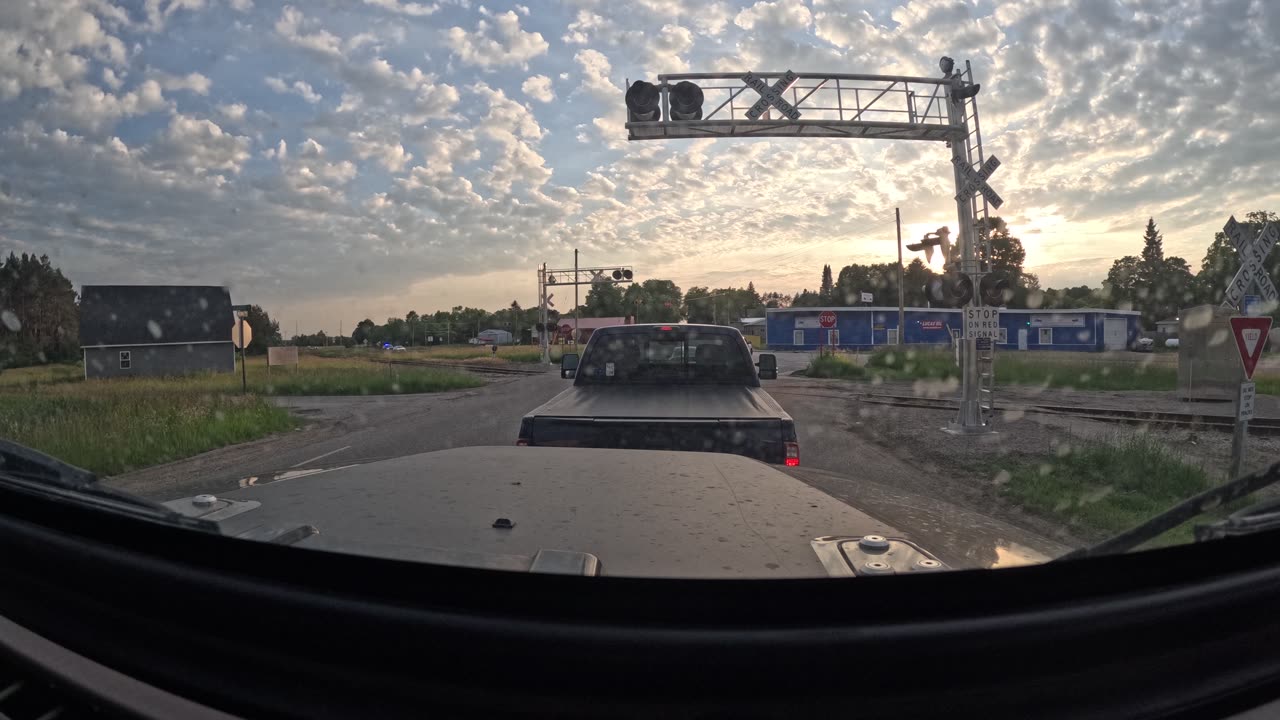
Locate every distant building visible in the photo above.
<box><xmin>79</xmin><ymin>286</ymin><xmax>235</xmax><ymax>379</ymax></box>
<box><xmin>733</xmin><ymin>317</ymin><xmax>766</xmax><ymax>343</ymax></box>
<box><xmin>556</xmin><ymin>316</ymin><xmax>633</xmax><ymax>345</ymax></box>
<box><xmin>766</xmin><ymin>306</ymin><xmax>1141</xmax><ymax>352</ymax></box>
<box><xmin>477</xmin><ymin>328</ymin><xmax>514</xmax><ymax>345</ymax></box>
<box><xmin>1155</xmin><ymin>317</ymin><xmax>1179</xmax><ymax>336</ymax></box>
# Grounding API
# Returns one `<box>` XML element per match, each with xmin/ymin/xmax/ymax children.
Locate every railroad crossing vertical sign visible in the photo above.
<box><xmin>964</xmin><ymin>306</ymin><xmax>1000</xmax><ymax>339</ymax></box>
<box><xmin>1238</xmin><ymin>382</ymin><xmax>1256</xmax><ymax>421</ymax></box>
<box><xmin>1221</xmin><ymin>216</ymin><xmax>1278</xmax><ymax>309</ymax></box>
<box><xmin>1230</xmin><ymin>316</ymin><xmax>1272</xmax><ymax>379</ymax></box>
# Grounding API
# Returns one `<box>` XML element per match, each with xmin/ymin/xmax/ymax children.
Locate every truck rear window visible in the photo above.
<box><xmin>577</xmin><ymin>329</ymin><xmax>755</xmax><ymax>385</ymax></box>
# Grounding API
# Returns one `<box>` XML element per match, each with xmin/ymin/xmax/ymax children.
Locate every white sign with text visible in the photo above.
<box><xmin>964</xmin><ymin>307</ymin><xmax>1001</xmax><ymax>340</ymax></box>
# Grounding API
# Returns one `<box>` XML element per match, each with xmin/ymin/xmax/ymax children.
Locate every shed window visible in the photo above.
<box><xmin>119</xmin><ymin>350</ymin><xmax>132</xmax><ymax>369</ymax></box>
<box><xmin>1039</xmin><ymin>328</ymin><xmax>1053</xmax><ymax>345</ymax></box>
<box><xmin>998</xmin><ymin>328</ymin><xmax>1008</xmax><ymax>344</ymax></box>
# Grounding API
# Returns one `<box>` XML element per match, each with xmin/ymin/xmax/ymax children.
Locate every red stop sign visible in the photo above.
<box><xmin>819</xmin><ymin>311</ymin><xmax>837</xmax><ymax>328</ymax></box>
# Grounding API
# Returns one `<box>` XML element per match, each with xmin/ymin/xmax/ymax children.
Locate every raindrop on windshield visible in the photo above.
<box><xmin>0</xmin><ymin>310</ymin><xmax>20</xmax><ymax>332</ymax></box>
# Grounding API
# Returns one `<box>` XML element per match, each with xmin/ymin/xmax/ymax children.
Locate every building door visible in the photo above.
<box><xmin>1017</xmin><ymin>328</ymin><xmax>1028</xmax><ymax>351</ymax></box>
<box><xmin>793</xmin><ymin>330</ymin><xmax>804</xmax><ymax>345</ymax></box>
<box><xmin>1103</xmin><ymin>318</ymin><xmax>1127</xmax><ymax>350</ymax></box>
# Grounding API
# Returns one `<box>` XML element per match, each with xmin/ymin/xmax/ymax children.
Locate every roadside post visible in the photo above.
<box><xmin>232</xmin><ymin>305</ymin><xmax>252</xmax><ymax>394</ymax></box>
<box><xmin>1227</xmin><ymin>316</ymin><xmax>1272</xmax><ymax>480</ymax></box>
<box><xmin>819</xmin><ymin>311</ymin><xmax>836</xmax><ymax>355</ymax></box>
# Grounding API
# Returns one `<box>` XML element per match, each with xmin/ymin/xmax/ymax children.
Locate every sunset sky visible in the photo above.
<box><xmin>3</xmin><ymin>0</ymin><xmax>1279</xmax><ymax>334</ymax></box>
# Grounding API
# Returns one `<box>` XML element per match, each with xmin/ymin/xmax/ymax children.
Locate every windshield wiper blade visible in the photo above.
<box><xmin>1056</xmin><ymin>459</ymin><xmax>1280</xmax><ymax>562</ymax></box>
<box><xmin>0</xmin><ymin>439</ymin><xmax>214</xmax><ymax>528</ymax></box>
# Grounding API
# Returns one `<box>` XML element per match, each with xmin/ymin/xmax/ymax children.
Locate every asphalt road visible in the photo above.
<box><xmin>108</xmin><ymin>356</ymin><xmax>1064</xmax><ymax>563</ymax></box>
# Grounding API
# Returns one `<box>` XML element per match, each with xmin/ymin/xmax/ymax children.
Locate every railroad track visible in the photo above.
<box><xmin>379</xmin><ymin>358</ymin><xmax>549</xmax><ymax>377</ymax></box>
<box><xmin>769</xmin><ymin>388</ymin><xmax>1280</xmax><ymax>436</ymax></box>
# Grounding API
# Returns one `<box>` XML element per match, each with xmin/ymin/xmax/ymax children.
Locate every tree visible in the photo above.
<box><xmin>761</xmin><ymin>291</ymin><xmax>791</xmax><ymax>308</ymax></box>
<box><xmin>0</xmin><ymin>252</ymin><xmax>79</xmax><ymax>367</ymax></box>
<box><xmin>351</xmin><ymin>318</ymin><xmax>377</xmax><ymax>346</ymax></box>
<box><xmin>623</xmin><ymin>279</ymin><xmax>683</xmax><ymax>323</ymax></box>
<box><xmin>819</xmin><ymin>265</ymin><xmax>834</xmax><ymax>302</ymax></box>
<box><xmin>580</xmin><ymin>282</ymin><xmax>626</xmax><ymax>318</ymax></box>
<box><xmin>901</xmin><ymin>258</ymin><xmax>936</xmax><ymax>307</ymax></box>
<box><xmin>244</xmin><ymin>305</ymin><xmax>281</xmax><ymax>355</ymax></box>
<box><xmin>791</xmin><ymin>288</ymin><xmax>823</xmax><ymax>307</ymax></box>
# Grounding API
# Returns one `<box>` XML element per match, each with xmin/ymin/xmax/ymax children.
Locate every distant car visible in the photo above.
<box><xmin>1165</xmin><ymin>338</ymin><xmax>1180</xmax><ymax>349</ymax></box>
<box><xmin>391</xmin><ymin>345</ymin><xmax>407</xmax><ymax>352</ymax></box>
<box><xmin>1134</xmin><ymin>337</ymin><xmax>1155</xmax><ymax>353</ymax></box>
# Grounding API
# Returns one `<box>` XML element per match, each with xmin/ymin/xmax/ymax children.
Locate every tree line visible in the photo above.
<box><xmin>0</xmin><ymin>253</ymin><xmax>79</xmax><ymax>368</ymax></box>
<box><xmin>785</xmin><ymin>213</ymin><xmax>1279</xmax><ymax>329</ymax></box>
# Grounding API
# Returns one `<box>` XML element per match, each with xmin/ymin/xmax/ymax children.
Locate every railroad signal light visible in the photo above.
<box><xmin>951</xmin><ymin>81</ymin><xmax>981</xmax><ymax>101</ymax></box>
<box><xmin>612</xmin><ymin>269</ymin><xmax>623</xmax><ymax>280</ymax></box>
<box><xmin>906</xmin><ymin>227</ymin><xmax>952</xmax><ymax>264</ymax></box>
<box><xmin>980</xmin><ymin>274</ymin><xmax>1011</xmax><ymax>306</ymax></box>
<box><xmin>625</xmin><ymin>80</ymin><xmax>661</xmax><ymax>122</ymax></box>
<box><xmin>926</xmin><ymin>273</ymin><xmax>973</xmax><ymax>308</ymax></box>
<box><xmin>668</xmin><ymin>80</ymin><xmax>704</xmax><ymax>120</ymax></box>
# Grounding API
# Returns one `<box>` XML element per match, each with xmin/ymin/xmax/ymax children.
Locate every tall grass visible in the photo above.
<box><xmin>804</xmin><ymin>354</ymin><xmax>866</xmax><ymax>379</ymax></box>
<box><xmin>997</xmin><ymin>434</ymin><xmax>1212</xmax><ymax>544</ymax></box>
<box><xmin>0</xmin><ymin>384</ymin><xmax>295</xmax><ymax>476</ymax></box>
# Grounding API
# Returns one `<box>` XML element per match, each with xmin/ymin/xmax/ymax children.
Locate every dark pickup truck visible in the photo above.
<box><xmin>517</xmin><ymin>324</ymin><xmax>799</xmax><ymax>465</ymax></box>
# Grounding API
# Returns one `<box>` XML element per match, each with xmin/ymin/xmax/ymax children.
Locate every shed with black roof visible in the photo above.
<box><xmin>79</xmin><ymin>286</ymin><xmax>235</xmax><ymax>378</ymax></box>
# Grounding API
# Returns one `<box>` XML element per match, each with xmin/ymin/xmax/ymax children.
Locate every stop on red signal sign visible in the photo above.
<box><xmin>819</xmin><ymin>311</ymin><xmax>837</xmax><ymax>328</ymax></box>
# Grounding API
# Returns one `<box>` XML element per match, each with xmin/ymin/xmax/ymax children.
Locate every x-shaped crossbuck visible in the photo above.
<box><xmin>952</xmin><ymin>155</ymin><xmax>1003</xmax><ymax>209</ymax></box>
<box><xmin>742</xmin><ymin>70</ymin><xmax>802</xmax><ymax>121</ymax></box>
<box><xmin>1222</xmin><ymin>216</ymin><xmax>1278</xmax><ymax>307</ymax></box>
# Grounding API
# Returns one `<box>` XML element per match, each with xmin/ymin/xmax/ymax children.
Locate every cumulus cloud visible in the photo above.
<box><xmin>153</xmin><ymin>70</ymin><xmax>211</xmax><ymax>95</ymax></box>
<box><xmin>521</xmin><ymin>74</ymin><xmax>554</xmax><ymax>102</ymax></box>
<box><xmin>446</xmin><ymin>10</ymin><xmax>548</xmax><ymax>68</ymax></box>
<box><xmin>5</xmin><ymin>0</ymin><xmax>1280</xmax><ymax>328</ymax></box>
<box><xmin>362</xmin><ymin>0</ymin><xmax>439</xmax><ymax>16</ymax></box>
<box><xmin>265</xmin><ymin>75</ymin><xmax>321</xmax><ymax>103</ymax></box>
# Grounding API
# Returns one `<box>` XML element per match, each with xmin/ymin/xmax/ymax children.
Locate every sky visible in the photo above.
<box><xmin>2</xmin><ymin>0</ymin><xmax>1279</xmax><ymax>335</ymax></box>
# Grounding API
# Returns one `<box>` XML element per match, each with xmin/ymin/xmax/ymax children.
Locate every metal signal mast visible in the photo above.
<box><xmin>623</xmin><ymin>57</ymin><xmax>1004</xmax><ymax>433</ymax></box>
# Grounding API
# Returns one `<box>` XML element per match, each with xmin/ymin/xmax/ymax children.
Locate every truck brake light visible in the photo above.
<box><xmin>516</xmin><ymin>438</ymin><xmax>530</xmax><ymax>446</ymax></box>
<box><xmin>784</xmin><ymin>442</ymin><xmax>800</xmax><ymax>467</ymax></box>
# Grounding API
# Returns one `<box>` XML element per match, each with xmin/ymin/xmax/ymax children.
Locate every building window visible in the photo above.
<box><xmin>827</xmin><ymin>329</ymin><xmax>840</xmax><ymax>346</ymax></box>
<box><xmin>119</xmin><ymin>350</ymin><xmax>132</xmax><ymax>369</ymax></box>
<box><xmin>998</xmin><ymin>327</ymin><xmax>1008</xmax><ymax>344</ymax></box>
<box><xmin>887</xmin><ymin>328</ymin><xmax>899</xmax><ymax>345</ymax></box>
<box><xmin>793</xmin><ymin>330</ymin><xmax>804</xmax><ymax>345</ymax></box>
<box><xmin>1039</xmin><ymin>328</ymin><xmax>1053</xmax><ymax>345</ymax></box>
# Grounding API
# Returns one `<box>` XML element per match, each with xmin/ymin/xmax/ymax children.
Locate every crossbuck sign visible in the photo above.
<box><xmin>953</xmin><ymin>155</ymin><xmax>1003</xmax><ymax>209</ymax></box>
<box><xmin>1222</xmin><ymin>216</ymin><xmax>1278</xmax><ymax>308</ymax></box>
<box><xmin>742</xmin><ymin>70</ymin><xmax>801</xmax><ymax>121</ymax></box>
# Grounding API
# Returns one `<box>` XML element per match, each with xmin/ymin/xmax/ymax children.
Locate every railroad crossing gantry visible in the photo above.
<box><xmin>623</xmin><ymin>57</ymin><xmax>1004</xmax><ymax>433</ymax></box>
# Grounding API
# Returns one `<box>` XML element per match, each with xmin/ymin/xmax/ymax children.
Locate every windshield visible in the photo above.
<box><xmin>1</xmin><ymin>0</ymin><xmax>1278</xmax><ymax>580</ymax></box>
<box><xmin>576</xmin><ymin>328</ymin><xmax>757</xmax><ymax>385</ymax></box>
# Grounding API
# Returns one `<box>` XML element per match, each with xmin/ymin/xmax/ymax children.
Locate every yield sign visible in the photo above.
<box><xmin>1230</xmin><ymin>316</ymin><xmax>1272</xmax><ymax>380</ymax></box>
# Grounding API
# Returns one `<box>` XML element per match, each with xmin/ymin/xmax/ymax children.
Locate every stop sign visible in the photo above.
<box><xmin>819</xmin><ymin>311</ymin><xmax>837</xmax><ymax>328</ymax></box>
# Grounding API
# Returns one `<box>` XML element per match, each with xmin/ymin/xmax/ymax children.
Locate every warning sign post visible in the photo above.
<box><xmin>1228</xmin><ymin>316</ymin><xmax>1273</xmax><ymax>480</ymax></box>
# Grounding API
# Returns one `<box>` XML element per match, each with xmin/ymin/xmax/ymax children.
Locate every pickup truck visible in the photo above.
<box><xmin>517</xmin><ymin>324</ymin><xmax>799</xmax><ymax>465</ymax></box>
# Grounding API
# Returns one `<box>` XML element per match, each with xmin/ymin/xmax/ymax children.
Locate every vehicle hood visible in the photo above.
<box><xmin>167</xmin><ymin>447</ymin><xmax>900</xmax><ymax>579</ymax></box>
<box><xmin>529</xmin><ymin>385</ymin><xmax>789</xmax><ymax>421</ymax></box>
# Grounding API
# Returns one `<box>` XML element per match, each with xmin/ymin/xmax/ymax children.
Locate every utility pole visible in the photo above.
<box><xmin>574</xmin><ymin>248</ymin><xmax>579</xmax><ymax>345</ymax></box>
<box><xmin>896</xmin><ymin>207</ymin><xmax>905</xmax><ymax>346</ymax></box>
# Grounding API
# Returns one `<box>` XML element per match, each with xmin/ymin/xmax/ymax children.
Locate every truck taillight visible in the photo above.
<box><xmin>516</xmin><ymin>438</ymin><xmax>530</xmax><ymax>446</ymax></box>
<box><xmin>784</xmin><ymin>442</ymin><xmax>800</xmax><ymax>467</ymax></box>
<box><xmin>516</xmin><ymin>418</ymin><xmax>533</xmax><ymax>446</ymax></box>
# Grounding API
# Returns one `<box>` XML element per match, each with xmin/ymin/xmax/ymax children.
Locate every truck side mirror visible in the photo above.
<box><xmin>756</xmin><ymin>353</ymin><xmax>777</xmax><ymax>380</ymax></box>
<box><xmin>561</xmin><ymin>353</ymin><xmax>580</xmax><ymax>379</ymax></box>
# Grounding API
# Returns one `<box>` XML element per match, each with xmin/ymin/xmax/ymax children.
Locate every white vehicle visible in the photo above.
<box><xmin>1165</xmin><ymin>338</ymin><xmax>1180</xmax><ymax>349</ymax></box>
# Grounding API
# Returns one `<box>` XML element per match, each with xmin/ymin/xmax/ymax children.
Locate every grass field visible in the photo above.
<box><xmin>310</xmin><ymin>344</ymin><xmax>564</xmax><ymax>363</ymax></box>
<box><xmin>997</xmin><ymin>434</ymin><xmax>1221</xmax><ymax>547</ymax></box>
<box><xmin>807</xmin><ymin>347</ymin><xmax>1279</xmax><ymax>394</ymax></box>
<box><xmin>0</xmin><ymin>355</ymin><xmax>485</xmax><ymax>476</ymax></box>
<box><xmin>0</xmin><ymin>382</ymin><xmax>296</xmax><ymax>476</ymax></box>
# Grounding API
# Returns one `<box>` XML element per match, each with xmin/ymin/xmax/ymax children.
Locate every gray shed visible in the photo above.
<box><xmin>79</xmin><ymin>286</ymin><xmax>235</xmax><ymax>379</ymax></box>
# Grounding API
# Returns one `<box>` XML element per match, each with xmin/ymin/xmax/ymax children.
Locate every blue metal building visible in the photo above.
<box><xmin>765</xmin><ymin>307</ymin><xmax>1142</xmax><ymax>352</ymax></box>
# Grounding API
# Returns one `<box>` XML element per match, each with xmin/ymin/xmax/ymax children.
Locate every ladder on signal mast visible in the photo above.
<box><xmin>978</xmin><ymin>341</ymin><xmax>996</xmax><ymax>423</ymax></box>
<box><xmin>958</xmin><ymin>60</ymin><xmax>994</xmax><ymax>272</ymax></box>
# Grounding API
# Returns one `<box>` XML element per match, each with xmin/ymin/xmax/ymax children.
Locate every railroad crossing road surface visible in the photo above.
<box><xmin>108</xmin><ymin>362</ymin><xmax>1065</xmax><ymax>564</ymax></box>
